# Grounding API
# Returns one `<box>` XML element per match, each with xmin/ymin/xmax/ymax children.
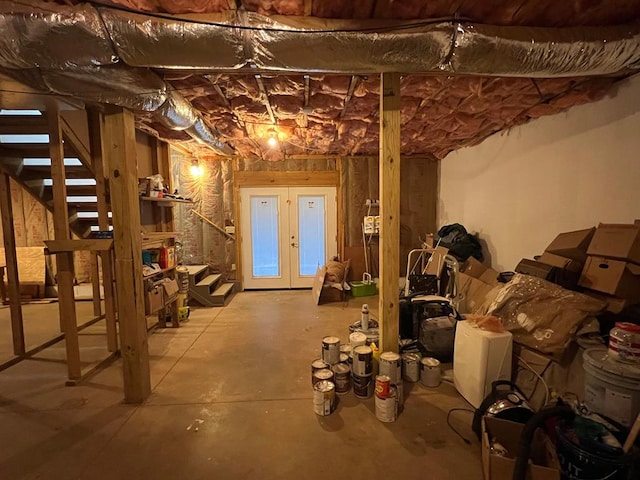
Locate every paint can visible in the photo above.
<box><xmin>340</xmin><ymin>345</ymin><xmax>352</xmax><ymax>365</ymax></box>
<box><xmin>375</xmin><ymin>385</ymin><xmax>398</xmax><ymax>422</ymax></box>
<box><xmin>402</xmin><ymin>353</ymin><xmax>421</xmax><ymax>383</ymax></box>
<box><xmin>349</xmin><ymin>331</ymin><xmax>367</xmax><ymax>349</ymax></box>
<box><xmin>365</xmin><ymin>331</ymin><xmax>380</xmax><ymax>347</ymax></box>
<box><xmin>313</xmin><ymin>368</ymin><xmax>334</xmax><ymax>386</ymax></box>
<box><xmin>352</xmin><ymin>345</ymin><xmax>373</xmax><ymax>376</ymax></box>
<box><xmin>311</xmin><ymin>359</ymin><xmax>330</xmax><ymax>385</ymax></box>
<box><xmin>375</xmin><ymin>374</ymin><xmax>391</xmax><ymax>398</ymax></box>
<box><xmin>379</xmin><ymin>352</ymin><xmax>402</xmax><ymax>384</ymax></box>
<box><xmin>420</xmin><ymin>357</ymin><xmax>441</xmax><ymax>388</ymax></box>
<box><xmin>313</xmin><ymin>380</ymin><xmax>336</xmax><ymax>416</ymax></box>
<box><xmin>321</xmin><ymin>336</ymin><xmax>341</xmax><ymax>365</ymax></box>
<box><xmin>353</xmin><ymin>373</ymin><xmax>374</xmax><ymax>399</ymax></box>
<box><xmin>339</xmin><ymin>352</ymin><xmax>349</xmax><ymax>364</ymax></box>
<box><xmin>332</xmin><ymin>362</ymin><xmax>352</xmax><ymax>395</ymax></box>
<box><xmin>176</xmin><ymin>266</ymin><xmax>190</xmax><ymax>294</ymax></box>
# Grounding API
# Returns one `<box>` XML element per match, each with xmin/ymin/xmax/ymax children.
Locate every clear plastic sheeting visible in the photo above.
<box><xmin>42</xmin><ymin>66</ymin><xmax>167</xmax><ymax>112</ymax></box>
<box><xmin>449</xmin><ymin>23</ymin><xmax>640</xmax><ymax>78</ymax></box>
<box><xmin>247</xmin><ymin>13</ymin><xmax>451</xmax><ymax>73</ymax></box>
<box><xmin>98</xmin><ymin>8</ymin><xmax>246</xmax><ymax>69</ymax></box>
<box><xmin>0</xmin><ymin>1</ymin><xmax>116</xmax><ymax>69</ymax></box>
<box><xmin>484</xmin><ymin>274</ymin><xmax>606</xmax><ymax>357</ymax></box>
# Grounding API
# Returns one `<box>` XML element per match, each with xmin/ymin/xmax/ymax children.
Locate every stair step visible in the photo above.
<box><xmin>184</xmin><ymin>265</ymin><xmax>209</xmax><ymax>277</ymax></box>
<box><xmin>0</xmin><ymin>143</ymin><xmax>76</xmax><ymax>158</ymax></box>
<box><xmin>20</xmin><ymin>167</ymin><xmax>94</xmax><ymax>181</ymax></box>
<box><xmin>196</xmin><ymin>273</ymin><xmax>222</xmax><ymax>288</ymax></box>
<box><xmin>210</xmin><ymin>283</ymin><xmax>235</xmax><ymax>306</ymax></box>
<box><xmin>0</xmin><ymin>116</ymin><xmax>49</xmax><ymax>134</ymax></box>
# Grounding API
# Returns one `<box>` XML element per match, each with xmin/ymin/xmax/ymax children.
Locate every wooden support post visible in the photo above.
<box><xmin>88</xmin><ymin>109</ymin><xmax>118</xmax><ymax>352</ymax></box>
<box><xmin>0</xmin><ymin>172</ymin><xmax>25</xmax><ymax>355</ymax></box>
<box><xmin>90</xmin><ymin>253</ymin><xmax>101</xmax><ymax>316</ymax></box>
<box><xmin>48</xmin><ymin>107</ymin><xmax>82</xmax><ymax>380</ymax></box>
<box><xmin>379</xmin><ymin>73</ymin><xmax>401</xmax><ymax>354</ymax></box>
<box><xmin>103</xmin><ymin>106</ymin><xmax>151</xmax><ymax>403</ymax></box>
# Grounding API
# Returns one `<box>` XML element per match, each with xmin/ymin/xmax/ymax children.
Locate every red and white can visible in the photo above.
<box><xmin>609</xmin><ymin>322</ymin><xmax>640</xmax><ymax>363</ymax></box>
<box><xmin>375</xmin><ymin>374</ymin><xmax>391</xmax><ymax>398</ymax></box>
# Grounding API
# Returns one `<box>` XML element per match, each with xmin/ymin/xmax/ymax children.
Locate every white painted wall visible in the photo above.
<box><xmin>439</xmin><ymin>75</ymin><xmax>640</xmax><ymax>271</ymax></box>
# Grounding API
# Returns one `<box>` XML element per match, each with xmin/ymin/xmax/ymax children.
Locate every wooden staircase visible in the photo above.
<box><xmin>185</xmin><ymin>265</ymin><xmax>236</xmax><ymax>307</ymax></box>
<box><xmin>0</xmin><ymin>110</ymin><xmax>111</xmax><ymax>238</ymax></box>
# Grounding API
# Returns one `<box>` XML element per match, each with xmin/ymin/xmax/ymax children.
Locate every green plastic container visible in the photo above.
<box><xmin>350</xmin><ymin>273</ymin><xmax>377</xmax><ymax>297</ymax></box>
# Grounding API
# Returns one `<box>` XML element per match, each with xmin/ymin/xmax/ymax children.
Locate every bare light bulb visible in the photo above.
<box><xmin>190</xmin><ymin>163</ymin><xmax>203</xmax><ymax>177</ymax></box>
<box><xmin>267</xmin><ymin>135</ymin><xmax>278</xmax><ymax>148</ymax></box>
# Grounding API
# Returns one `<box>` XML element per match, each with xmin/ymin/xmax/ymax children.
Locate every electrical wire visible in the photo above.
<box><xmin>446</xmin><ymin>408</ymin><xmax>475</xmax><ymax>445</ymax></box>
<box><xmin>514</xmin><ymin>353</ymin><xmax>550</xmax><ymax>407</ymax></box>
<box><xmin>79</xmin><ymin>1</ymin><xmax>466</xmax><ymax>34</ymax></box>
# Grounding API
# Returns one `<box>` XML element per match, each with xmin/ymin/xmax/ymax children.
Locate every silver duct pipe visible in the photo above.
<box><xmin>1</xmin><ymin>1</ymin><xmax>640</xmax><ymax>154</ymax></box>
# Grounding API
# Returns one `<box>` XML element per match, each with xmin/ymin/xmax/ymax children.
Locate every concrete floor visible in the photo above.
<box><xmin>0</xmin><ymin>291</ymin><xmax>481</xmax><ymax>479</ymax></box>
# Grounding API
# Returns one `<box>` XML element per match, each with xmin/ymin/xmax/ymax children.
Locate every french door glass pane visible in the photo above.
<box><xmin>298</xmin><ymin>195</ymin><xmax>325</xmax><ymax>276</ymax></box>
<box><xmin>251</xmin><ymin>196</ymin><xmax>279</xmax><ymax>277</ymax></box>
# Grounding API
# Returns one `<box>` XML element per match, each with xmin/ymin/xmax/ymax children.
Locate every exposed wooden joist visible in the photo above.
<box><xmin>88</xmin><ymin>109</ymin><xmax>118</xmax><ymax>352</ymax></box>
<box><xmin>61</xmin><ymin>117</ymin><xmax>94</xmax><ymax>174</ymax></box>
<box><xmin>0</xmin><ymin>172</ymin><xmax>25</xmax><ymax>356</ymax></box>
<box><xmin>47</xmin><ymin>106</ymin><xmax>82</xmax><ymax>380</ymax></box>
<box><xmin>379</xmin><ymin>72</ymin><xmax>401</xmax><ymax>354</ymax></box>
<box><xmin>255</xmin><ymin>74</ymin><xmax>276</xmax><ymax>125</ymax></box>
<box><xmin>103</xmin><ymin>105</ymin><xmax>151</xmax><ymax>404</ymax></box>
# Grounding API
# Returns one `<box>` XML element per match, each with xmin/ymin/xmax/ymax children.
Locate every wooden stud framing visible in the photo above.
<box><xmin>255</xmin><ymin>74</ymin><xmax>276</xmax><ymax>125</ymax></box>
<box><xmin>336</xmin><ymin>157</ymin><xmax>345</xmax><ymax>262</ymax></box>
<box><xmin>88</xmin><ymin>109</ymin><xmax>118</xmax><ymax>353</ymax></box>
<box><xmin>47</xmin><ymin>106</ymin><xmax>82</xmax><ymax>380</ymax></box>
<box><xmin>379</xmin><ymin>73</ymin><xmax>401</xmax><ymax>354</ymax></box>
<box><xmin>103</xmin><ymin>106</ymin><xmax>151</xmax><ymax>403</ymax></box>
<box><xmin>0</xmin><ymin>172</ymin><xmax>25</xmax><ymax>355</ymax></box>
<box><xmin>90</xmin><ymin>254</ymin><xmax>102</xmax><ymax>316</ymax></box>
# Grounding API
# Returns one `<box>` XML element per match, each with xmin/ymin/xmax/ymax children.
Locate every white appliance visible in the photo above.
<box><xmin>453</xmin><ymin>320</ymin><xmax>513</xmax><ymax>408</ymax></box>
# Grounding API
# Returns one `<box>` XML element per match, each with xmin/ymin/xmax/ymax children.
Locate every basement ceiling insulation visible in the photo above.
<box><xmin>2</xmin><ymin>0</ymin><xmax>640</xmax><ymax>160</ymax></box>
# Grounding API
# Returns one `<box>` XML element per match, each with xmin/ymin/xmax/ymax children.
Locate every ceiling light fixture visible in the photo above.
<box><xmin>190</xmin><ymin>159</ymin><xmax>203</xmax><ymax>177</ymax></box>
<box><xmin>267</xmin><ymin>128</ymin><xmax>278</xmax><ymax>148</ymax></box>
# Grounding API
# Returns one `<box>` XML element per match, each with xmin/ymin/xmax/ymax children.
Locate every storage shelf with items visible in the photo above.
<box><xmin>137</xmin><ymin>140</ymin><xmax>188</xmax><ymax>329</ymax></box>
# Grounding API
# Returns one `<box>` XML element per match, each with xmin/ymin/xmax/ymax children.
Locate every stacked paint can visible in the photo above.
<box><xmin>352</xmin><ymin>345</ymin><xmax>374</xmax><ymax>398</ymax></box>
<box><xmin>332</xmin><ymin>362</ymin><xmax>352</xmax><ymax>395</ymax></box>
<box><xmin>378</xmin><ymin>351</ymin><xmax>403</xmax><ymax>417</ymax></box>
<box><xmin>322</xmin><ymin>336</ymin><xmax>341</xmax><ymax>365</ymax></box>
<box><xmin>313</xmin><ymin>380</ymin><xmax>336</xmax><ymax>416</ymax></box>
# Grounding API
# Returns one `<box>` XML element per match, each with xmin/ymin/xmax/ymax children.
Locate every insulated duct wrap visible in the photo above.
<box><xmin>247</xmin><ymin>14</ymin><xmax>451</xmax><ymax>73</ymax></box>
<box><xmin>186</xmin><ymin>118</ymin><xmax>234</xmax><ymax>155</ymax></box>
<box><xmin>448</xmin><ymin>23</ymin><xmax>640</xmax><ymax>77</ymax></box>
<box><xmin>156</xmin><ymin>91</ymin><xmax>199</xmax><ymax>129</ymax></box>
<box><xmin>0</xmin><ymin>2</ymin><xmax>116</xmax><ymax>69</ymax></box>
<box><xmin>42</xmin><ymin>65</ymin><xmax>167</xmax><ymax>111</ymax></box>
<box><xmin>99</xmin><ymin>8</ymin><xmax>246</xmax><ymax>69</ymax></box>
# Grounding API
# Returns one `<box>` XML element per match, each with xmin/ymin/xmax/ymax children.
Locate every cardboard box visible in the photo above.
<box><xmin>161</xmin><ymin>278</ymin><xmax>179</xmax><ymax>303</ymax></box>
<box><xmin>516</xmin><ymin>259</ymin><xmax>580</xmax><ymax>289</ymax></box>
<box><xmin>482</xmin><ymin>417</ymin><xmax>561</xmax><ymax>480</ymax></box>
<box><xmin>583</xmin><ymin>290</ymin><xmax>639</xmax><ymax>314</ymax></box>
<box><xmin>146</xmin><ymin>284</ymin><xmax>164</xmax><ymax>314</ymax></box>
<box><xmin>462</xmin><ymin>257</ymin><xmax>500</xmax><ymax>285</ymax></box>
<box><xmin>587</xmin><ymin>223</ymin><xmax>640</xmax><ymax>264</ymax></box>
<box><xmin>424</xmin><ymin>246</ymin><xmax>450</xmax><ymax>276</ymax></box>
<box><xmin>579</xmin><ymin>256</ymin><xmax>640</xmax><ymax>300</ymax></box>
<box><xmin>538</xmin><ymin>252</ymin><xmax>583</xmax><ymax>274</ymax></box>
<box><xmin>457</xmin><ymin>272</ymin><xmax>496</xmax><ymax>313</ymax></box>
<box><xmin>159</xmin><ymin>246</ymin><xmax>176</xmax><ymax>269</ymax></box>
<box><xmin>545</xmin><ymin>227</ymin><xmax>595</xmax><ymax>262</ymax></box>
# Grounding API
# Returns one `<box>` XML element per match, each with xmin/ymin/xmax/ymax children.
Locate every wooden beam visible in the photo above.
<box><xmin>88</xmin><ymin>109</ymin><xmax>118</xmax><ymax>353</ymax></box>
<box><xmin>90</xmin><ymin>253</ymin><xmax>102</xmax><ymax>316</ymax></box>
<box><xmin>61</xmin><ymin>117</ymin><xmax>94</xmax><ymax>174</ymax></box>
<box><xmin>255</xmin><ymin>74</ymin><xmax>276</xmax><ymax>125</ymax></box>
<box><xmin>103</xmin><ymin>105</ymin><xmax>151</xmax><ymax>404</ymax></box>
<box><xmin>339</xmin><ymin>76</ymin><xmax>360</xmax><ymax>122</ymax></box>
<box><xmin>0</xmin><ymin>172</ymin><xmax>25</xmax><ymax>355</ymax></box>
<box><xmin>379</xmin><ymin>72</ymin><xmax>401</xmax><ymax>354</ymax></box>
<box><xmin>336</xmin><ymin>157</ymin><xmax>345</xmax><ymax>262</ymax></box>
<box><xmin>234</xmin><ymin>170</ymin><xmax>339</xmax><ymax>187</ymax></box>
<box><xmin>44</xmin><ymin>239</ymin><xmax>114</xmax><ymax>253</ymax></box>
<box><xmin>47</xmin><ymin>107</ymin><xmax>82</xmax><ymax>380</ymax></box>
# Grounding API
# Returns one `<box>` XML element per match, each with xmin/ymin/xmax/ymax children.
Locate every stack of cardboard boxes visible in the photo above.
<box><xmin>579</xmin><ymin>222</ymin><xmax>640</xmax><ymax>313</ymax></box>
<box><xmin>457</xmin><ymin>257</ymin><xmax>501</xmax><ymax>313</ymax></box>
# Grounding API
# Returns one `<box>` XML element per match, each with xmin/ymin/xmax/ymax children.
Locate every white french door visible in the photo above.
<box><xmin>240</xmin><ymin>186</ymin><xmax>337</xmax><ymax>289</ymax></box>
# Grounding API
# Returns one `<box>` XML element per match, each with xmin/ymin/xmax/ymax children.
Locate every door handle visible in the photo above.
<box><xmin>291</xmin><ymin>242</ymin><xmax>298</xmax><ymax>248</ymax></box>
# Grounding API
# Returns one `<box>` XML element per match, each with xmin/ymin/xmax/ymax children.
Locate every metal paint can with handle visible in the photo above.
<box><xmin>352</xmin><ymin>345</ymin><xmax>373</xmax><ymax>376</ymax></box>
<box><xmin>420</xmin><ymin>357</ymin><xmax>441</xmax><ymax>387</ymax></box>
<box><xmin>353</xmin><ymin>373</ymin><xmax>374</xmax><ymax>398</ymax></box>
<box><xmin>313</xmin><ymin>368</ymin><xmax>334</xmax><ymax>387</ymax></box>
<box><xmin>332</xmin><ymin>362</ymin><xmax>352</xmax><ymax>395</ymax></box>
<box><xmin>322</xmin><ymin>336</ymin><xmax>341</xmax><ymax>365</ymax></box>
<box><xmin>311</xmin><ymin>359</ymin><xmax>330</xmax><ymax>385</ymax></box>
<box><xmin>375</xmin><ymin>385</ymin><xmax>398</xmax><ymax>422</ymax></box>
<box><xmin>349</xmin><ymin>331</ymin><xmax>367</xmax><ymax>349</ymax></box>
<box><xmin>402</xmin><ymin>353</ymin><xmax>421</xmax><ymax>383</ymax></box>
<box><xmin>379</xmin><ymin>352</ymin><xmax>402</xmax><ymax>384</ymax></box>
<box><xmin>375</xmin><ymin>374</ymin><xmax>391</xmax><ymax>398</ymax></box>
<box><xmin>313</xmin><ymin>380</ymin><xmax>336</xmax><ymax>416</ymax></box>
